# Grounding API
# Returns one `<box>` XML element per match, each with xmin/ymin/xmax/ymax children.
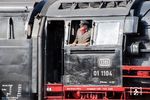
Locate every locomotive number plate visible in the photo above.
<box><xmin>93</xmin><ymin>70</ymin><xmax>114</xmax><ymax>77</ymax></box>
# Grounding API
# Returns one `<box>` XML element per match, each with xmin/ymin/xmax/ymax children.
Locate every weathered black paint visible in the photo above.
<box><xmin>63</xmin><ymin>46</ymin><xmax>121</xmax><ymax>86</ymax></box>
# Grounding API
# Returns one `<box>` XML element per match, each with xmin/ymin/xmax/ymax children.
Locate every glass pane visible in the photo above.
<box><xmin>95</xmin><ymin>22</ymin><xmax>120</xmax><ymax>45</ymax></box>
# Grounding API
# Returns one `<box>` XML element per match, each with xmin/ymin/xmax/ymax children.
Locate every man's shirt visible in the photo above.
<box><xmin>74</xmin><ymin>29</ymin><xmax>90</xmax><ymax>44</ymax></box>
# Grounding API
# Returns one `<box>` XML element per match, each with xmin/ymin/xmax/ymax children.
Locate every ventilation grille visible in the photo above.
<box><xmin>59</xmin><ymin>0</ymin><xmax>132</xmax><ymax>10</ymax></box>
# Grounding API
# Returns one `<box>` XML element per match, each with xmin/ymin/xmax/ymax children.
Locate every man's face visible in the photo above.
<box><xmin>79</xmin><ymin>24</ymin><xmax>88</xmax><ymax>33</ymax></box>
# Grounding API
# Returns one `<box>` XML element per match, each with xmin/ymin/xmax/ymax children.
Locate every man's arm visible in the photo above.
<box><xmin>72</xmin><ymin>37</ymin><xmax>78</xmax><ymax>44</ymax></box>
<box><xmin>71</xmin><ymin>29</ymin><xmax>79</xmax><ymax>46</ymax></box>
<box><xmin>75</xmin><ymin>42</ymin><xmax>90</xmax><ymax>46</ymax></box>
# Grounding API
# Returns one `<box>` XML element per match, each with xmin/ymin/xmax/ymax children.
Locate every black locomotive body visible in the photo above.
<box><xmin>1</xmin><ymin>0</ymin><xmax>150</xmax><ymax>100</ymax></box>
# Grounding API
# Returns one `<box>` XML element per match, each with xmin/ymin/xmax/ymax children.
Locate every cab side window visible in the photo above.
<box><xmin>69</xmin><ymin>20</ymin><xmax>92</xmax><ymax>45</ymax></box>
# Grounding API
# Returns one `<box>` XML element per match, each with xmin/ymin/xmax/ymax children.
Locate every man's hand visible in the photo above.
<box><xmin>70</xmin><ymin>42</ymin><xmax>90</xmax><ymax>46</ymax></box>
<box><xmin>70</xmin><ymin>43</ymin><xmax>76</xmax><ymax>46</ymax></box>
<box><xmin>85</xmin><ymin>42</ymin><xmax>90</xmax><ymax>46</ymax></box>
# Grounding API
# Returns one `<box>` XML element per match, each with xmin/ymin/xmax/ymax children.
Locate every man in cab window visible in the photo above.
<box><xmin>71</xmin><ymin>20</ymin><xmax>91</xmax><ymax>46</ymax></box>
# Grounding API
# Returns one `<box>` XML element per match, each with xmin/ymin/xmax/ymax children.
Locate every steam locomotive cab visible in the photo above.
<box><xmin>63</xmin><ymin>19</ymin><xmax>122</xmax><ymax>86</ymax></box>
<box><xmin>45</xmin><ymin>19</ymin><xmax>123</xmax><ymax>99</ymax></box>
<box><xmin>1</xmin><ymin>0</ymin><xmax>150</xmax><ymax>100</ymax></box>
<box><xmin>42</xmin><ymin>0</ymin><xmax>150</xmax><ymax>99</ymax></box>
